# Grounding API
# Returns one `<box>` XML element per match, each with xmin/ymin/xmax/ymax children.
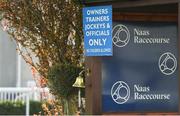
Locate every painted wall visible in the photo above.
<box><xmin>0</xmin><ymin>26</ymin><xmax>34</xmax><ymax>87</ymax></box>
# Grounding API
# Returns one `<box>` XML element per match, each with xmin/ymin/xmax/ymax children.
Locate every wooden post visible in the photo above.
<box><xmin>85</xmin><ymin>57</ymin><xmax>102</xmax><ymax>115</ymax></box>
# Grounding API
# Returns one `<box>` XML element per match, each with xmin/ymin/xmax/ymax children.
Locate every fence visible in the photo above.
<box><xmin>0</xmin><ymin>87</ymin><xmax>53</xmax><ymax>116</ymax></box>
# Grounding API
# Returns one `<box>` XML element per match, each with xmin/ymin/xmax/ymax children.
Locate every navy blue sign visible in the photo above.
<box><xmin>102</xmin><ymin>21</ymin><xmax>178</xmax><ymax>112</ymax></box>
<box><xmin>83</xmin><ymin>6</ymin><xmax>112</xmax><ymax>56</ymax></box>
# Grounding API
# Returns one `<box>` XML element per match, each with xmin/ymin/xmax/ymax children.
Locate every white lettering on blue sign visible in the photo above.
<box><xmin>83</xmin><ymin>5</ymin><xmax>112</xmax><ymax>56</ymax></box>
<box><xmin>89</xmin><ymin>38</ymin><xmax>107</xmax><ymax>46</ymax></box>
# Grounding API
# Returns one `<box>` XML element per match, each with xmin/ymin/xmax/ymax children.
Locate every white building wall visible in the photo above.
<box><xmin>21</xmin><ymin>58</ymin><xmax>34</xmax><ymax>87</ymax></box>
<box><xmin>0</xmin><ymin>26</ymin><xmax>34</xmax><ymax>87</ymax></box>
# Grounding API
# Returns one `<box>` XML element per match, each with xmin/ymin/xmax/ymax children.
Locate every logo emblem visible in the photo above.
<box><xmin>159</xmin><ymin>52</ymin><xmax>177</xmax><ymax>75</ymax></box>
<box><xmin>111</xmin><ymin>81</ymin><xmax>130</xmax><ymax>104</ymax></box>
<box><xmin>112</xmin><ymin>24</ymin><xmax>130</xmax><ymax>47</ymax></box>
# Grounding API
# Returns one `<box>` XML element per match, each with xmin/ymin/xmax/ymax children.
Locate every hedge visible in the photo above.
<box><xmin>0</xmin><ymin>101</ymin><xmax>43</xmax><ymax>115</ymax></box>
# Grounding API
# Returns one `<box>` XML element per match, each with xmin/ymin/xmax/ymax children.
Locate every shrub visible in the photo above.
<box><xmin>0</xmin><ymin>101</ymin><xmax>42</xmax><ymax>115</ymax></box>
<box><xmin>47</xmin><ymin>63</ymin><xmax>82</xmax><ymax>114</ymax></box>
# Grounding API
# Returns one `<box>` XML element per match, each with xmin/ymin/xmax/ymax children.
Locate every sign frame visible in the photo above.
<box><xmin>85</xmin><ymin>1</ymin><xmax>180</xmax><ymax>115</ymax></box>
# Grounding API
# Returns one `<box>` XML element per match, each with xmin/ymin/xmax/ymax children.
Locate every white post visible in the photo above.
<box><xmin>16</xmin><ymin>44</ymin><xmax>21</xmax><ymax>87</ymax></box>
<box><xmin>78</xmin><ymin>89</ymin><xmax>81</xmax><ymax>108</ymax></box>
<box><xmin>33</xmin><ymin>88</ymin><xmax>38</xmax><ymax>101</ymax></box>
<box><xmin>26</xmin><ymin>93</ymin><xmax>30</xmax><ymax>116</ymax></box>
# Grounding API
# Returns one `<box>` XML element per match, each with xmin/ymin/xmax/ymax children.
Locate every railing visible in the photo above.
<box><xmin>0</xmin><ymin>87</ymin><xmax>53</xmax><ymax>116</ymax></box>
